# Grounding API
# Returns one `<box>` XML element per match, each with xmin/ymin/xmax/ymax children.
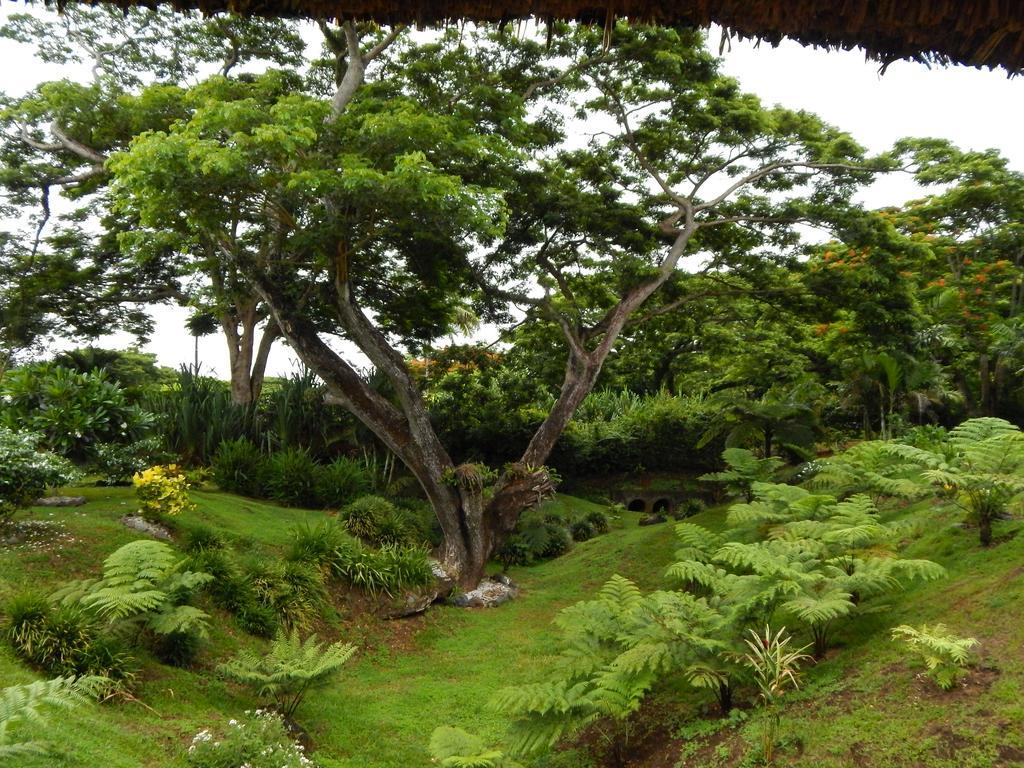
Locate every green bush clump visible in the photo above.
<box><xmin>0</xmin><ymin>365</ymin><xmax>154</xmax><ymax>461</ymax></box>
<box><xmin>392</xmin><ymin>497</ymin><xmax>441</xmax><ymax>546</ymax></box>
<box><xmin>211</xmin><ymin>439</ymin><xmax>268</xmax><ymax>497</ymax></box>
<box><xmin>3</xmin><ymin>593</ymin><xmax>135</xmax><ymax>683</ymax></box>
<box><xmin>673</xmin><ymin>497</ymin><xmax>707</xmax><ymax>519</ymax></box>
<box><xmin>52</xmin><ymin>540</ymin><xmax>213</xmax><ymax>668</ymax></box>
<box><xmin>585</xmin><ymin>509</ymin><xmax>611</xmax><ymax>534</ymax></box>
<box><xmin>92</xmin><ymin>437</ymin><xmax>166</xmax><ymax>486</ymax></box>
<box><xmin>286</xmin><ymin>521</ymin><xmax>353</xmax><ymax>568</ymax></box>
<box><xmin>286</xmin><ymin>520</ymin><xmax>433</xmax><ymax>596</ymax></box>
<box><xmin>183</xmin><ymin>709</ymin><xmax>316</xmax><ymax>768</ymax></box>
<box><xmin>314</xmin><ymin>457</ymin><xmax>372</xmax><ymax>509</ymax></box>
<box><xmin>243</xmin><ymin>557</ymin><xmax>327</xmax><ymax>631</ymax></box>
<box><xmin>340</xmin><ymin>495</ymin><xmax>413</xmax><ymax>547</ymax></box>
<box><xmin>181</xmin><ymin>524</ymin><xmax>227</xmax><ymax>554</ymax></box>
<box><xmin>569</xmin><ymin>517</ymin><xmax>597</xmax><ymax>542</ymax></box>
<box><xmin>236</xmin><ymin>602</ymin><xmax>280</xmax><ymax>639</ymax></box>
<box><xmin>263</xmin><ymin>448</ymin><xmax>320</xmax><ymax>508</ymax></box>
<box><xmin>0</xmin><ymin>428</ymin><xmax>80</xmax><ymax>519</ymax></box>
<box><xmin>540</xmin><ymin>519</ymin><xmax>573</xmax><ymax>558</ymax></box>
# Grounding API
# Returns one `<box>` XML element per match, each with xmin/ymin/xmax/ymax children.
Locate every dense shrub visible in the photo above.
<box><xmin>549</xmin><ymin>390</ymin><xmax>721</xmax><ymax>476</ymax></box>
<box><xmin>3</xmin><ymin>593</ymin><xmax>135</xmax><ymax>682</ymax></box>
<box><xmin>92</xmin><ymin>437</ymin><xmax>167</xmax><ymax>486</ymax></box>
<box><xmin>151</xmin><ymin>367</ymin><xmax>357</xmax><ymax>468</ymax></box>
<box><xmin>0</xmin><ymin>365</ymin><xmax>154</xmax><ymax>461</ymax></box>
<box><xmin>243</xmin><ymin>557</ymin><xmax>327</xmax><ymax>631</ymax></box>
<box><xmin>314</xmin><ymin>457</ymin><xmax>372</xmax><ymax>508</ymax></box>
<box><xmin>211</xmin><ymin>439</ymin><xmax>268</xmax><ymax>498</ymax></box>
<box><xmin>340</xmin><ymin>495</ymin><xmax>413</xmax><ymax>547</ymax></box>
<box><xmin>53</xmin><ymin>540</ymin><xmax>213</xmax><ymax>666</ymax></box>
<box><xmin>147</xmin><ymin>368</ymin><xmax>263</xmax><ymax>467</ymax></box>
<box><xmin>236</xmin><ymin>602</ymin><xmax>280</xmax><ymax>639</ymax></box>
<box><xmin>0</xmin><ymin>428</ymin><xmax>79</xmax><ymax>518</ymax></box>
<box><xmin>673</xmin><ymin>497</ymin><xmax>707</xmax><ymax>519</ymax></box>
<box><xmin>263</xmin><ymin>448</ymin><xmax>320</xmax><ymax>508</ymax></box>
<box><xmin>184</xmin><ymin>709</ymin><xmax>316</xmax><ymax>768</ymax></box>
<box><xmin>181</xmin><ymin>524</ymin><xmax>227</xmax><ymax>554</ymax></box>
<box><xmin>585</xmin><ymin>509</ymin><xmax>612</xmax><ymax>534</ymax></box>
<box><xmin>569</xmin><ymin>517</ymin><xmax>597</xmax><ymax>542</ymax></box>
<box><xmin>133</xmin><ymin>464</ymin><xmax>197</xmax><ymax>521</ymax></box>
<box><xmin>287</xmin><ymin>521</ymin><xmax>352</xmax><ymax>568</ymax></box>
<box><xmin>540</xmin><ymin>518</ymin><xmax>573</xmax><ymax>558</ymax></box>
<box><xmin>287</xmin><ymin>509</ymin><xmax>436</xmax><ymax>591</ymax></box>
<box><xmin>393</xmin><ymin>497</ymin><xmax>441</xmax><ymax>546</ymax></box>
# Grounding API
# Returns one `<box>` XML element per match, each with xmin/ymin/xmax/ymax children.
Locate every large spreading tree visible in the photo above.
<box><xmin>0</xmin><ymin>7</ymin><xmax>304</xmax><ymax>402</ymax></box>
<box><xmin>107</xmin><ymin>20</ymin><xmax>877</xmax><ymax>587</ymax></box>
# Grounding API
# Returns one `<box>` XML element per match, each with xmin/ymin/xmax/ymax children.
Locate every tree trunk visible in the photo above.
<box><xmin>717</xmin><ymin>681</ymin><xmax>733</xmax><ymax>715</ymax></box>
<box><xmin>979</xmin><ymin>512</ymin><xmax>993</xmax><ymax>547</ymax></box>
<box><xmin>222</xmin><ymin>304</ymin><xmax>279</xmax><ymax>406</ymax></box>
<box><xmin>979</xmin><ymin>353</ymin><xmax>993</xmax><ymax>416</ymax></box>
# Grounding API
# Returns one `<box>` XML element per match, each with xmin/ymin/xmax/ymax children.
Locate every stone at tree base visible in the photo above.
<box><xmin>380</xmin><ymin>589</ymin><xmax>438</xmax><ymax>619</ymax></box>
<box><xmin>35</xmin><ymin>496</ymin><xmax>86</xmax><ymax>507</ymax></box>
<box><xmin>491</xmin><ymin>573</ymin><xmax>514</xmax><ymax>587</ymax></box>
<box><xmin>451</xmin><ymin>577</ymin><xmax>519</xmax><ymax>608</ymax></box>
<box><xmin>120</xmin><ymin>514</ymin><xmax>173</xmax><ymax>541</ymax></box>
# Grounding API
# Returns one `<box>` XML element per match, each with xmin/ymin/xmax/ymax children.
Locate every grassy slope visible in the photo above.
<box><xmin>4</xmin><ymin>488</ymin><xmax>1024</xmax><ymax>767</ymax></box>
<box><xmin>666</xmin><ymin>499</ymin><xmax>1024</xmax><ymax>768</ymax></box>
<box><xmin>0</xmin><ymin>488</ymin><xmax>678</xmax><ymax>767</ymax></box>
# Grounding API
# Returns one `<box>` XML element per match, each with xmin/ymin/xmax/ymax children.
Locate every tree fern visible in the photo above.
<box><xmin>428</xmin><ymin>726</ymin><xmax>523</xmax><ymax>768</ymax></box>
<box><xmin>699</xmin><ymin>448</ymin><xmax>783</xmax><ymax>501</ymax></box>
<box><xmin>59</xmin><ymin>540</ymin><xmax>213</xmax><ymax>639</ymax></box>
<box><xmin>673</xmin><ymin>522</ymin><xmax>720</xmax><ymax>563</ymax></box>
<box><xmin>0</xmin><ymin>676</ymin><xmax>98</xmax><ymax>758</ymax></box>
<box><xmin>217</xmin><ymin>629</ymin><xmax>356</xmax><ymax>718</ymax></box>
<box><xmin>891</xmin><ymin>623</ymin><xmax>977</xmax><ymax>690</ymax></box>
<box><xmin>881</xmin><ymin>418</ymin><xmax>1024</xmax><ymax>544</ymax></box>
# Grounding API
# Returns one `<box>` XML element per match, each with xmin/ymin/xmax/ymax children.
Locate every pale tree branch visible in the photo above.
<box><xmin>49</xmin><ymin>122</ymin><xmax>107</xmax><ymax>165</ymax></box>
<box><xmin>522</xmin><ymin>51</ymin><xmax>617</xmax><ymax>100</ymax></box>
<box><xmin>365</xmin><ymin>25</ymin><xmax>405</xmax><ymax>63</ymax></box>
<box><xmin>601</xmin><ymin>84</ymin><xmax>689</xmax><ymax>209</ymax></box>
<box><xmin>327</xmin><ymin>22</ymin><xmax>404</xmax><ymax>119</ymax></box>
<box><xmin>694</xmin><ymin>161</ymin><xmax>868</xmax><ymax>212</ymax></box>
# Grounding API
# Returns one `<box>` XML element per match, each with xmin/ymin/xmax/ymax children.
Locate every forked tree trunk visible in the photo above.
<box><xmin>221</xmin><ymin>303</ymin><xmax>279</xmax><ymax>406</ymax></box>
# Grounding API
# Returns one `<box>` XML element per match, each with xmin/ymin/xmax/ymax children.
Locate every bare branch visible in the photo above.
<box><xmin>695</xmin><ymin>161</ymin><xmax>869</xmax><ymax>213</ymax></box>
<box><xmin>602</xmin><ymin>84</ymin><xmax>689</xmax><ymax>209</ymax></box>
<box><xmin>522</xmin><ymin>51</ymin><xmax>617</xmax><ymax>100</ymax></box>
<box><xmin>18</xmin><ymin>125</ymin><xmax>63</xmax><ymax>153</ymax></box>
<box><xmin>364</xmin><ymin>25</ymin><xmax>405</xmax><ymax>63</ymax></box>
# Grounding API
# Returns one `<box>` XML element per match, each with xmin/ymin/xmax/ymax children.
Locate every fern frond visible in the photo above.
<box><xmin>0</xmin><ymin>676</ymin><xmax>93</xmax><ymax>754</ymax></box>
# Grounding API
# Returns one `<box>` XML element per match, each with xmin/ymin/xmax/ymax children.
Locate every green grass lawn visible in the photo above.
<box><xmin>3</xmin><ymin>488</ymin><xmax>1023</xmax><ymax>767</ymax></box>
<box><xmin>0</xmin><ymin>488</ymin><xmax>679</xmax><ymax>767</ymax></box>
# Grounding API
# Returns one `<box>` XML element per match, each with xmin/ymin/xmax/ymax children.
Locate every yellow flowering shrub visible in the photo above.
<box><xmin>133</xmin><ymin>464</ymin><xmax>197</xmax><ymax>520</ymax></box>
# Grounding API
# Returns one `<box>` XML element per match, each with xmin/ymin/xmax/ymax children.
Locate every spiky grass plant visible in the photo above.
<box><xmin>742</xmin><ymin>625</ymin><xmax>810</xmax><ymax>764</ymax></box>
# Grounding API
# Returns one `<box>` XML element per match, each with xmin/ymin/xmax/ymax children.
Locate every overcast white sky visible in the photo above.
<box><xmin>1</xmin><ymin>8</ymin><xmax>1022</xmax><ymax>378</ymax></box>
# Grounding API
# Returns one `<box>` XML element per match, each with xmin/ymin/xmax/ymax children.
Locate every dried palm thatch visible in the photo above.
<box><xmin>28</xmin><ymin>1</ymin><xmax>1024</xmax><ymax>73</ymax></box>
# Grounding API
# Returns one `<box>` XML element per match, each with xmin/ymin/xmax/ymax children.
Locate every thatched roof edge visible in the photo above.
<box><xmin>19</xmin><ymin>1</ymin><xmax>1024</xmax><ymax>73</ymax></box>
